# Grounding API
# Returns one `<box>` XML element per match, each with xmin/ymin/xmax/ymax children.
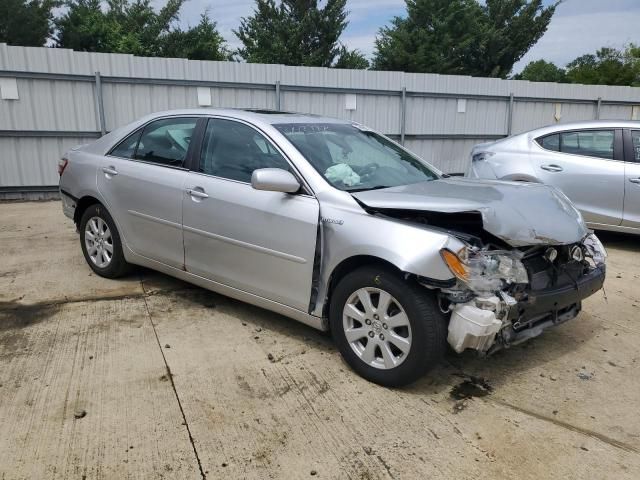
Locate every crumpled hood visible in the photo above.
<box><xmin>352</xmin><ymin>178</ymin><xmax>588</xmax><ymax>247</ymax></box>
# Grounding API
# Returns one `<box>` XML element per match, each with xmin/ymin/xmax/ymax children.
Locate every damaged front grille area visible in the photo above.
<box><xmin>507</xmin><ymin>244</ymin><xmax>605</xmax><ymax>332</ymax></box>
<box><xmin>430</xmin><ymin>237</ymin><xmax>606</xmax><ymax>355</ymax></box>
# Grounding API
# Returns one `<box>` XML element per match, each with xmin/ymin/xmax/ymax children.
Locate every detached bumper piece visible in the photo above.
<box><xmin>491</xmin><ymin>265</ymin><xmax>606</xmax><ymax>353</ymax></box>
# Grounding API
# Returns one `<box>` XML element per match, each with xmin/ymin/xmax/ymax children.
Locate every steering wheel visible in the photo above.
<box><xmin>358</xmin><ymin>163</ymin><xmax>379</xmax><ymax>179</ymax></box>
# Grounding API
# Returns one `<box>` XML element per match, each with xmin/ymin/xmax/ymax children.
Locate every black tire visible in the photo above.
<box><xmin>79</xmin><ymin>203</ymin><xmax>131</xmax><ymax>278</ymax></box>
<box><xmin>330</xmin><ymin>266</ymin><xmax>448</xmax><ymax>387</ymax></box>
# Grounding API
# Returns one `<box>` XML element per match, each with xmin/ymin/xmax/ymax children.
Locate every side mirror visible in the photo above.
<box><xmin>251</xmin><ymin>168</ymin><xmax>301</xmax><ymax>193</ymax></box>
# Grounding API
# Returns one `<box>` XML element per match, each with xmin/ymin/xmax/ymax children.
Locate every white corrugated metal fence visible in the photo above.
<box><xmin>1</xmin><ymin>44</ymin><xmax>639</xmax><ymax>191</ymax></box>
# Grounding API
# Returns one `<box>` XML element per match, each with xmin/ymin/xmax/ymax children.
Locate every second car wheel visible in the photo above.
<box><xmin>79</xmin><ymin>203</ymin><xmax>131</xmax><ymax>278</ymax></box>
<box><xmin>330</xmin><ymin>266</ymin><xmax>448</xmax><ymax>387</ymax></box>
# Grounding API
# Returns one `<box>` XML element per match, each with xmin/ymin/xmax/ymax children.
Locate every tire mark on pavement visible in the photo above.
<box><xmin>491</xmin><ymin>398</ymin><xmax>640</xmax><ymax>454</ymax></box>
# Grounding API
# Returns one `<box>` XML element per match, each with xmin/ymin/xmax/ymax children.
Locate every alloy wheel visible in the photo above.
<box><xmin>342</xmin><ymin>287</ymin><xmax>412</xmax><ymax>370</ymax></box>
<box><xmin>84</xmin><ymin>216</ymin><xmax>114</xmax><ymax>268</ymax></box>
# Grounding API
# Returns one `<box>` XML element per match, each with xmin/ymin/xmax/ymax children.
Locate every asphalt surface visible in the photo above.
<box><xmin>1</xmin><ymin>200</ymin><xmax>639</xmax><ymax>479</ymax></box>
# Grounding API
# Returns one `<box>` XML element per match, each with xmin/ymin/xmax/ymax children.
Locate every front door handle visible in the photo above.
<box><xmin>102</xmin><ymin>166</ymin><xmax>118</xmax><ymax>176</ymax></box>
<box><xmin>541</xmin><ymin>164</ymin><xmax>564</xmax><ymax>172</ymax></box>
<box><xmin>629</xmin><ymin>178</ymin><xmax>640</xmax><ymax>185</ymax></box>
<box><xmin>187</xmin><ymin>187</ymin><xmax>209</xmax><ymax>199</ymax></box>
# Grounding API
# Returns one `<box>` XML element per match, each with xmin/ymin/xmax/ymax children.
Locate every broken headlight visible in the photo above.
<box><xmin>441</xmin><ymin>246</ymin><xmax>529</xmax><ymax>294</ymax></box>
<box><xmin>583</xmin><ymin>233</ymin><xmax>607</xmax><ymax>266</ymax></box>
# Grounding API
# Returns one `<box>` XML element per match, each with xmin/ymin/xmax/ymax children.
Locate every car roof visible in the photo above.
<box><xmin>520</xmin><ymin>119</ymin><xmax>640</xmax><ymax>138</ymax></box>
<box><xmin>139</xmin><ymin>108</ymin><xmax>352</xmax><ymax>128</ymax></box>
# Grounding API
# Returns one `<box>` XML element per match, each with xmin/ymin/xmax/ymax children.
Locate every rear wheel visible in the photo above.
<box><xmin>330</xmin><ymin>266</ymin><xmax>447</xmax><ymax>387</ymax></box>
<box><xmin>79</xmin><ymin>204</ymin><xmax>130</xmax><ymax>278</ymax></box>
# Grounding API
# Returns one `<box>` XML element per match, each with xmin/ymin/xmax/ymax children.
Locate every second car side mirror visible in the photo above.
<box><xmin>251</xmin><ymin>168</ymin><xmax>301</xmax><ymax>193</ymax></box>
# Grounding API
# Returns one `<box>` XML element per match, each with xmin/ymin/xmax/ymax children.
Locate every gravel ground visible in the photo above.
<box><xmin>1</xmin><ymin>200</ymin><xmax>639</xmax><ymax>479</ymax></box>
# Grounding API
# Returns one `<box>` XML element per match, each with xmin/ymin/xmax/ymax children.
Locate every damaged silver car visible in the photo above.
<box><xmin>58</xmin><ymin>109</ymin><xmax>607</xmax><ymax>386</ymax></box>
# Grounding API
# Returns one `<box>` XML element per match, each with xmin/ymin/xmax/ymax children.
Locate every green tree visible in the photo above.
<box><xmin>334</xmin><ymin>45</ymin><xmax>369</xmax><ymax>69</ymax></box>
<box><xmin>160</xmin><ymin>14</ymin><xmax>231</xmax><ymax>60</ymax></box>
<box><xmin>0</xmin><ymin>0</ymin><xmax>58</xmax><ymax>46</ymax></box>
<box><xmin>514</xmin><ymin>59</ymin><xmax>566</xmax><ymax>82</ymax></box>
<box><xmin>565</xmin><ymin>46</ymin><xmax>639</xmax><ymax>86</ymax></box>
<box><xmin>236</xmin><ymin>0</ymin><xmax>366</xmax><ymax>68</ymax></box>
<box><xmin>54</xmin><ymin>0</ymin><xmax>230</xmax><ymax>60</ymax></box>
<box><xmin>373</xmin><ymin>0</ymin><xmax>558</xmax><ymax>78</ymax></box>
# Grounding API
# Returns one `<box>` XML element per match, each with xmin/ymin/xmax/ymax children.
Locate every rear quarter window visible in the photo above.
<box><xmin>536</xmin><ymin>134</ymin><xmax>560</xmax><ymax>151</ymax></box>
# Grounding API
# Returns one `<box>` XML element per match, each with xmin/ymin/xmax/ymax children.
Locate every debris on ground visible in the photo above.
<box><xmin>452</xmin><ymin>400</ymin><xmax>468</xmax><ymax>414</ymax></box>
<box><xmin>164</xmin><ymin>344</ymin><xmax>170</xmax><ymax>349</ymax></box>
<box><xmin>450</xmin><ymin>375</ymin><xmax>493</xmax><ymax>400</ymax></box>
<box><xmin>267</xmin><ymin>353</ymin><xmax>275</xmax><ymax>362</ymax></box>
<box><xmin>74</xmin><ymin>409</ymin><xmax>87</xmax><ymax>419</ymax></box>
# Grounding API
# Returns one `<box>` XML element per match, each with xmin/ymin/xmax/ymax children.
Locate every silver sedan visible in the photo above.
<box><xmin>466</xmin><ymin>120</ymin><xmax>640</xmax><ymax>234</ymax></box>
<box><xmin>59</xmin><ymin>109</ymin><xmax>606</xmax><ymax>386</ymax></box>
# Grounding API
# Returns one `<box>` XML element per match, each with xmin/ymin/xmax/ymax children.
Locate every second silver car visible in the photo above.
<box><xmin>467</xmin><ymin>120</ymin><xmax>640</xmax><ymax>234</ymax></box>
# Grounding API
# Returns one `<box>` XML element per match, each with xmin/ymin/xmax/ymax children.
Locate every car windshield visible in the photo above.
<box><xmin>274</xmin><ymin>123</ymin><xmax>439</xmax><ymax>191</ymax></box>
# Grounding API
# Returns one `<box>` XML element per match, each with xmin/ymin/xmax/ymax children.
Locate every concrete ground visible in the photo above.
<box><xmin>1</xmin><ymin>200</ymin><xmax>639</xmax><ymax>480</ymax></box>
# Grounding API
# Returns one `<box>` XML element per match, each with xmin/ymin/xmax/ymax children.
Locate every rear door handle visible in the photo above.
<box><xmin>102</xmin><ymin>166</ymin><xmax>118</xmax><ymax>176</ymax></box>
<box><xmin>187</xmin><ymin>187</ymin><xmax>209</xmax><ymax>199</ymax></box>
<box><xmin>629</xmin><ymin>178</ymin><xmax>640</xmax><ymax>185</ymax></box>
<box><xmin>541</xmin><ymin>164</ymin><xmax>564</xmax><ymax>172</ymax></box>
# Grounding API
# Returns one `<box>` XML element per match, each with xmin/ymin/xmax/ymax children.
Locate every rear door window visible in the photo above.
<box><xmin>537</xmin><ymin>130</ymin><xmax>615</xmax><ymax>160</ymax></box>
<box><xmin>560</xmin><ymin>130</ymin><xmax>614</xmax><ymax>160</ymax></box>
<box><xmin>110</xmin><ymin>130</ymin><xmax>142</xmax><ymax>159</ymax></box>
<box><xmin>134</xmin><ymin>117</ymin><xmax>198</xmax><ymax>167</ymax></box>
<box><xmin>631</xmin><ymin>131</ymin><xmax>640</xmax><ymax>162</ymax></box>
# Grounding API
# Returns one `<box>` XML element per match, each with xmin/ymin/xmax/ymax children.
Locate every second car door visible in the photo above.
<box><xmin>532</xmin><ymin>129</ymin><xmax>624</xmax><ymax>226</ymax></box>
<box><xmin>182</xmin><ymin>118</ymin><xmax>320</xmax><ymax>312</ymax></box>
<box><xmin>622</xmin><ymin>129</ymin><xmax>640</xmax><ymax>228</ymax></box>
<box><xmin>97</xmin><ymin>116</ymin><xmax>199</xmax><ymax>269</ymax></box>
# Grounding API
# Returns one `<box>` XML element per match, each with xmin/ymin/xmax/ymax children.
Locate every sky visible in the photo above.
<box><xmin>175</xmin><ymin>0</ymin><xmax>640</xmax><ymax>73</ymax></box>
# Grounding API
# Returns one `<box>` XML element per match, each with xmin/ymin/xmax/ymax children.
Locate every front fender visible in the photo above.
<box><xmin>312</xmin><ymin>205</ymin><xmax>461</xmax><ymax>316</ymax></box>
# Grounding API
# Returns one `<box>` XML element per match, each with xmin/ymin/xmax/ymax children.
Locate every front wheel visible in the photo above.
<box><xmin>330</xmin><ymin>266</ymin><xmax>448</xmax><ymax>387</ymax></box>
<box><xmin>79</xmin><ymin>203</ymin><xmax>130</xmax><ymax>278</ymax></box>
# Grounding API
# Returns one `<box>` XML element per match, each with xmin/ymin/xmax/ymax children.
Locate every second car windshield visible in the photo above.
<box><xmin>273</xmin><ymin>123</ymin><xmax>438</xmax><ymax>191</ymax></box>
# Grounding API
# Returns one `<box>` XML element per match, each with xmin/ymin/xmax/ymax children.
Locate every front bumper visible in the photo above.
<box><xmin>494</xmin><ymin>265</ymin><xmax>606</xmax><ymax>351</ymax></box>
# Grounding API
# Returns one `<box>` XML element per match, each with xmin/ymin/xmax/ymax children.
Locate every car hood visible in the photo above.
<box><xmin>352</xmin><ymin>178</ymin><xmax>588</xmax><ymax>247</ymax></box>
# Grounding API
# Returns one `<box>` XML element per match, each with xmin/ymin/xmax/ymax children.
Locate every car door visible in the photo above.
<box><xmin>622</xmin><ymin>129</ymin><xmax>640</xmax><ymax>228</ymax></box>
<box><xmin>182</xmin><ymin>117</ymin><xmax>320</xmax><ymax>312</ymax></box>
<box><xmin>531</xmin><ymin>129</ymin><xmax>624</xmax><ymax>226</ymax></box>
<box><xmin>97</xmin><ymin>116</ymin><xmax>200</xmax><ymax>268</ymax></box>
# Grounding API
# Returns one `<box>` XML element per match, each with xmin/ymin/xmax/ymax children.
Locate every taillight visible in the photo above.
<box><xmin>58</xmin><ymin>157</ymin><xmax>69</xmax><ymax>176</ymax></box>
<box><xmin>471</xmin><ymin>151</ymin><xmax>495</xmax><ymax>162</ymax></box>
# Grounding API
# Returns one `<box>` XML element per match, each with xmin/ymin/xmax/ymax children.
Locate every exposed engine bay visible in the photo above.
<box><xmin>376</xmin><ymin>208</ymin><xmax>608</xmax><ymax>355</ymax></box>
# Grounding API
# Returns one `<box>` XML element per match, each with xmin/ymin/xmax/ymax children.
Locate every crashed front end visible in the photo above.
<box><xmin>434</xmin><ymin>233</ymin><xmax>606</xmax><ymax>354</ymax></box>
<box><xmin>351</xmin><ymin>178</ymin><xmax>607</xmax><ymax>355</ymax></box>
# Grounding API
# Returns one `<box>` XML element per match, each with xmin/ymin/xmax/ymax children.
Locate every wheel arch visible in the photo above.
<box><xmin>73</xmin><ymin>195</ymin><xmax>103</xmax><ymax>227</ymax></box>
<box><xmin>499</xmin><ymin>173</ymin><xmax>540</xmax><ymax>183</ymax></box>
<box><xmin>322</xmin><ymin>255</ymin><xmax>405</xmax><ymax>317</ymax></box>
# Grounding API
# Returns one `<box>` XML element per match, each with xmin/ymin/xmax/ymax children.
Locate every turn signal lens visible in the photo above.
<box><xmin>441</xmin><ymin>249</ymin><xmax>468</xmax><ymax>280</ymax></box>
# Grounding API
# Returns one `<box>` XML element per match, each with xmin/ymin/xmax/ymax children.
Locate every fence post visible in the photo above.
<box><xmin>507</xmin><ymin>93</ymin><xmax>514</xmax><ymax>136</ymax></box>
<box><xmin>596</xmin><ymin>97</ymin><xmax>602</xmax><ymax>119</ymax></box>
<box><xmin>400</xmin><ymin>87</ymin><xmax>406</xmax><ymax>145</ymax></box>
<box><xmin>94</xmin><ymin>72</ymin><xmax>106</xmax><ymax>136</ymax></box>
<box><xmin>275</xmin><ymin>81</ymin><xmax>281</xmax><ymax>111</ymax></box>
